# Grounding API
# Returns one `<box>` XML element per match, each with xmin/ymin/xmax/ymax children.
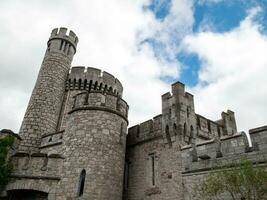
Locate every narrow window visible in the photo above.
<box><xmin>189</xmin><ymin>125</ymin><xmax>194</xmax><ymax>144</ymax></box>
<box><xmin>78</xmin><ymin>79</ymin><xmax>82</xmax><ymax>90</ymax></box>
<box><xmin>150</xmin><ymin>154</ymin><xmax>156</xmax><ymax>186</ymax></box>
<box><xmin>183</xmin><ymin>123</ymin><xmax>187</xmax><ymax>136</ymax></box>
<box><xmin>84</xmin><ymin>79</ymin><xmax>87</xmax><ymax>90</ymax></box>
<box><xmin>94</xmin><ymin>81</ymin><xmax>98</xmax><ymax>90</ymax></box>
<box><xmin>67</xmin><ymin>43</ymin><xmax>71</xmax><ymax>55</ymax></box>
<box><xmin>99</xmin><ymin>83</ymin><xmax>103</xmax><ymax>91</ymax></box>
<box><xmin>166</xmin><ymin>125</ymin><xmax>172</xmax><ymax>147</ymax></box>
<box><xmin>120</xmin><ymin>123</ymin><xmax>124</xmax><ymax>144</ymax></box>
<box><xmin>59</xmin><ymin>40</ymin><xmax>64</xmax><ymax>50</ymax></box>
<box><xmin>184</xmin><ymin>123</ymin><xmax>187</xmax><ymax>143</ymax></box>
<box><xmin>89</xmin><ymin>80</ymin><xmax>93</xmax><ymax>91</ymax></box>
<box><xmin>78</xmin><ymin>169</ymin><xmax>86</xmax><ymax>197</ymax></box>
<box><xmin>63</xmin><ymin>41</ymin><xmax>68</xmax><ymax>52</ymax></box>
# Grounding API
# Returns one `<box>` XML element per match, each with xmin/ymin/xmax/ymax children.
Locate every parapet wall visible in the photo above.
<box><xmin>66</xmin><ymin>66</ymin><xmax>123</xmax><ymax>96</ymax></box>
<box><xmin>196</xmin><ymin>114</ymin><xmax>224</xmax><ymax>140</ymax></box>
<box><xmin>11</xmin><ymin>152</ymin><xmax>64</xmax><ymax>180</ymax></box>
<box><xmin>249</xmin><ymin>125</ymin><xmax>267</xmax><ymax>152</ymax></box>
<box><xmin>49</xmin><ymin>27</ymin><xmax>78</xmax><ymax>51</ymax></box>
<box><xmin>181</xmin><ymin>126</ymin><xmax>267</xmax><ymax>174</ymax></box>
<box><xmin>127</xmin><ymin>114</ymin><xmax>162</xmax><ymax>146</ymax></box>
<box><xmin>69</xmin><ymin>91</ymin><xmax>128</xmax><ymax>122</ymax></box>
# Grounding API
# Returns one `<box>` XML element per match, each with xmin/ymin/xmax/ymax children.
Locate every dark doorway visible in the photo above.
<box><xmin>8</xmin><ymin>190</ymin><xmax>48</xmax><ymax>200</ymax></box>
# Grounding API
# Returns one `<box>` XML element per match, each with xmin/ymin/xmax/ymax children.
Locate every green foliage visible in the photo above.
<box><xmin>0</xmin><ymin>135</ymin><xmax>15</xmax><ymax>192</ymax></box>
<box><xmin>197</xmin><ymin>160</ymin><xmax>267</xmax><ymax>200</ymax></box>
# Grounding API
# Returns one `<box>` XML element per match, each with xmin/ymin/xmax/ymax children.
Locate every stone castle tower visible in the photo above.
<box><xmin>1</xmin><ymin>27</ymin><xmax>266</xmax><ymax>200</ymax></box>
<box><xmin>19</xmin><ymin>27</ymin><xmax>78</xmax><ymax>152</ymax></box>
<box><xmin>2</xmin><ymin>28</ymin><xmax>129</xmax><ymax>200</ymax></box>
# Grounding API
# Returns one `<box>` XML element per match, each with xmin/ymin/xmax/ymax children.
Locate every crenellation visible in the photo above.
<box><xmin>67</xmin><ymin>66</ymin><xmax>123</xmax><ymax>96</ymax></box>
<box><xmin>127</xmin><ymin>116</ymin><xmax>164</xmax><ymax>147</ymax></box>
<box><xmin>50</xmin><ymin>27</ymin><xmax>78</xmax><ymax>46</ymax></box>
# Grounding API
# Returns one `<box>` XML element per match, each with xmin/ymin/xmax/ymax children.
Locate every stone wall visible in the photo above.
<box><xmin>125</xmin><ymin>137</ymin><xmax>183</xmax><ymax>200</ymax></box>
<box><xmin>56</xmin><ymin>89</ymin><xmax>128</xmax><ymax>200</ymax></box>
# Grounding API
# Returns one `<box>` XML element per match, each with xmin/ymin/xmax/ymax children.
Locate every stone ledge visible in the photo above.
<box><xmin>39</xmin><ymin>141</ymin><xmax>62</xmax><ymax>149</ymax></box>
<box><xmin>69</xmin><ymin>106</ymin><xmax>128</xmax><ymax>124</ymax></box>
<box><xmin>41</xmin><ymin>130</ymin><xmax>65</xmax><ymax>138</ymax></box>
<box><xmin>221</xmin><ymin>132</ymin><xmax>243</xmax><ymax>141</ymax></box>
<box><xmin>249</xmin><ymin>125</ymin><xmax>267</xmax><ymax>134</ymax></box>
<box><xmin>10</xmin><ymin>174</ymin><xmax>61</xmax><ymax>180</ymax></box>
<box><xmin>182</xmin><ymin>158</ymin><xmax>267</xmax><ymax>175</ymax></box>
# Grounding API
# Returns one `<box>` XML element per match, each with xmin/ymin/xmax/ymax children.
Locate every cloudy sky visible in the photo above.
<box><xmin>0</xmin><ymin>0</ymin><xmax>266</xmax><ymax>133</ymax></box>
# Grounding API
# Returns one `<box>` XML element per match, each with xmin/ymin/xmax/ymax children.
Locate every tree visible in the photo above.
<box><xmin>0</xmin><ymin>135</ymin><xmax>15</xmax><ymax>192</ymax></box>
<box><xmin>196</xmin><ymin>160</ymin><xmax>267</xmax><ymax>200</ymax></box>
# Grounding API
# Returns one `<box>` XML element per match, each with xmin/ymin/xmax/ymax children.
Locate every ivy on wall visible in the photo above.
<box><xmin>0</xmin><ymin>135</ymin><xmax>15</xmax><ymax>192</ymax></box>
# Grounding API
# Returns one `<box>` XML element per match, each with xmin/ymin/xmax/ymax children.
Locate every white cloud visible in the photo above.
<box><xmin>182</xmin><ymin>7</ymin><xmax>267</xmax><ymax>132</ymax></box>
<box><xmin>0</xmin><ymin>0</ymin><xmax>194</xmax><ymax>131</ymax></box>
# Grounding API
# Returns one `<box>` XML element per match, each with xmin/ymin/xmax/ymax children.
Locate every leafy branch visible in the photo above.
<box><xmin>0</xmin><ymin>135</ymin><xmax>15</xmax><ymax>192</ymax></box>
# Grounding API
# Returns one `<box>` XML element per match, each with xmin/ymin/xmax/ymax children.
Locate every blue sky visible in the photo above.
<box><xmin>146</xmin><ymin>0</ymin><xmax>267</xmax><ymax>86</ymax></box>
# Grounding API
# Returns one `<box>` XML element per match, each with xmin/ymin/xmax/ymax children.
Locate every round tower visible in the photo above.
<box><xmin>19</xmin><ymin>27</ymin><xmax>78</xmax><ymax>152</ymax></box>
<box><xmin>57</xmin><ymin>67</ymin><xmax>128</xmax><ymax>200</ymax></box>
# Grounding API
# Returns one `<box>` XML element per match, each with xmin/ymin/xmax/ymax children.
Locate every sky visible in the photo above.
<box><xmin>0</xmin><ymin>0</ymin><xmax>266</xmax><ymax>134</ymax></box>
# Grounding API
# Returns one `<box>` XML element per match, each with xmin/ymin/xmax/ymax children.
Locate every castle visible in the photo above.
<box><xmin>0</xmin><ymin>28</ymin><xmax>266</xmax><ymax>200</ymax></box>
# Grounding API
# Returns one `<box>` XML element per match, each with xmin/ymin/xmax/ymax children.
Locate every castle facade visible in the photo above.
<box><xmin>1</xmin><ymin>28</ymin><xmax>266</xmax><ymax>200</ymax></box>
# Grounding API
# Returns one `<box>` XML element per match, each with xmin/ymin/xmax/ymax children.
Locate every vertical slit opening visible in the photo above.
<box><xmin>78</xmin><ymin>169</ymin><xmax>86</xmax><ymax>197</ymax></box>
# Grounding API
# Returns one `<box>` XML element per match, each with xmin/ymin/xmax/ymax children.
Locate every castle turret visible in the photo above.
<box><xmin>161</xmin><ymin>81</ymin><xmax>196</xmax><ymax>146</ymax></box>
<box><xmin>56</xmin><ymin>67</ymin><xmax>129</xmax><ymax>200</ymax></box>
<box><xmin>19</xmin><ymin>27</ymin><xmax>78</xmax><ymax>152</ymax></box>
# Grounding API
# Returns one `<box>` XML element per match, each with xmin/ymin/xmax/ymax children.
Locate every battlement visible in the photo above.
<box><xmin>162</xmin><ymin>81</ymin><xmax>195</xmax><ymax>113</ymax></box>
<box><xmin>49</xmin><ymin>27</ymin><xmax>78</xmax><ymax>47</ymax></box>
<box><xmin>69</xmin><ymin>91</ymin><xmax>129</xmax><ymax>122</ymax></box>
<box><xmin>196</xmin><ymin>114</ymin><xmax>224</xmax><ymax>140</ymax></box>
<box><xmin>127</xmin><ymin>115</ymin><xmax>162</xmax><ymax>146</ymax></box>
<box><xmin>181</xmin><ymin>125</ymin><xmax>267</xmax><ymax>173</ymax></box>
<box><xmin>10</xmin><ymin>152</ymin><xmax>64</xmax><ymax>180</ymax></box>
<box><xmin>66</xmin><ymin>66</ymin><xmax>123</xmax><ymax>96</ymax></box>
<box><xmin>46</xmin><ymin>27</ymin><xmax>78</xmax><ymax>59</ymax></box>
